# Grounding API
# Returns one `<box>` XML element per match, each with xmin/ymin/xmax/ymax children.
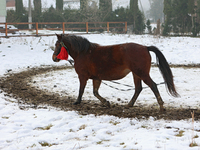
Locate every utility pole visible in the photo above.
<box><xmin>28</xmin><ymin>0</ymin><xmax>32</xmax><ymax>29</ymax></box>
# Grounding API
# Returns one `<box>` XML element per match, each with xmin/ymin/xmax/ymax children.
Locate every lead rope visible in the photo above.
<box><xmin>66</xmin><ymin>60</ymin><xmax>165</xmax><ymax>91</ymax></box>
<box><xmin>101</xmin><ymin>81</ymin><xmax>165</xmax><ymax>91</ymax></box>
<box><xmin>68</xmin><ymin>59</ymin><xmax>74</xmax><ymax>67</ymax></box>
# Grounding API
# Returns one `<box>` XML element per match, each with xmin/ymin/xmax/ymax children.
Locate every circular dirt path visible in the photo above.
<box><xmin>0</xmin><ymin>65</ymin><xmax>200</xmax><ymax>120</ymax></box>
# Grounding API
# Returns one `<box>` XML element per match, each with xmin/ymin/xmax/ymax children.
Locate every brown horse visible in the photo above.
<box><xmin>52</xmin><ymin>34</ymin><xmax>179</xmax><ymax>112</ymax></box>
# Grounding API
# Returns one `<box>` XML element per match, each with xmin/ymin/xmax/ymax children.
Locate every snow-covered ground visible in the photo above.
<box><xmin>0</xmin><ymin>33</ymin><xmax>200</xmax><ymax>150</ymax></box>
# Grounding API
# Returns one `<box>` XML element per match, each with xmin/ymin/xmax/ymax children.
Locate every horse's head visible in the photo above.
<box><xmin>52</xmin><ymin>34</ymin><xmax>64</xmax><ymax>62</ymax></box>
<box><xmin>53</xmin><ymin>34</ymin><xmax>93</xmax><ymax>62</ymax></box>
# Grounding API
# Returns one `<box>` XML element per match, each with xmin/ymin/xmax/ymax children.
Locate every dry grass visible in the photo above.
<box><xmin>175</xmin><ymin>130</ymin><xmax>185</xmax><ymax>137</ymax></box>
<box><xmin>189</xmin><ymin>111</ymin><xmax>199</xmax><ymax>147</ymax></box>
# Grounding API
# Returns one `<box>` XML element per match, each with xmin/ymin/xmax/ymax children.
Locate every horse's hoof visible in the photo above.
<box><xmin>126</xmin><ymin>103</ymin><xmax>133</xmax><ymax>108</ymax></box>
<box><xmin>159</xmin><ymin>108</ymin><xmax>166</xmax><ymax>113</ymax></box>
<box><xmin>104</xmin><ymin>101</ymin><xmax>110</xmax><ymax>108</ymax></box>
<box><xmin>73</xmin><ymin>101</ymin><xmax>80</xmax><ymax>105</ymax></box>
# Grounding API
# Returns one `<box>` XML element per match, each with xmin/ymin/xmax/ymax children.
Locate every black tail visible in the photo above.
<box><xmin>147</xmin><ymin>46</ymin><xmax>180</xmax><ymax>97</ymax></box>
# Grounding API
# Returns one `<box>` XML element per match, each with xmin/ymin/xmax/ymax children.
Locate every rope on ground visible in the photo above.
<box><xmin>101</xmin><ymin>81</ymin><xmax>165</xmax><ymax>91</ymax></box>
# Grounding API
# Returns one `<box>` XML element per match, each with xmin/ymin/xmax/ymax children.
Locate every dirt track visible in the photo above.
<box><xmin>0</xmin><ymin>65</ymin><xmax>200</xmax><ymax>120</ymax></box>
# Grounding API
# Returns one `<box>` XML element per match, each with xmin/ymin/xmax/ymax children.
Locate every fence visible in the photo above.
<box><xmin>0</xmin><ymin>22</ymin><xmax>127</xmax><ymax>37</ymax></box>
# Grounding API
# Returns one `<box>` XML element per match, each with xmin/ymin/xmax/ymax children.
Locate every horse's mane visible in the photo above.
<box><xmin>63</xmin><ymin>35</ymin><xmax>98</xmax><ymax>53</ymax></box>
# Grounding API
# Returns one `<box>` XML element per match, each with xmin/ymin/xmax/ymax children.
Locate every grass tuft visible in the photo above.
<box><xmin>96</xmin><ymin>141</ymin><xmax>103</xmax><ymax>145</ymax></box>
<box><xmin>43</xmin><ymin>124</ymin><xmax>53</xmax><ymax>130</ymax></box>
<box><xmin>39</xmin><ymin>142</ymin><xmax>52</xmax><ymax>147</ymax></box>
<box><xmin>109</xmin><ymin>120</ymin><xmax>120</xmax><ymax>125</ymax></box>
<box><xmin>2</xmin><ymin>116</ymin><xmax>9</xmax><ymax>119</ymax></box>
<box><xmin>34</xmin><ymin>124</ymin><xmax>53</xmax><ymax>130</ymax></box>
<box><xmin>79</xmin><ymin>124</ymin><xmax>86</xmax><ymax>130</ymax></box>
<box><xmin>175</xmin><ymin>130</ymin><xmax>185</xmax><ymax>137</ymax></box>
<box><xmin>189</xmin><ymin>141</ymin><xmax>198</xmax><ymax>147</ymax></box>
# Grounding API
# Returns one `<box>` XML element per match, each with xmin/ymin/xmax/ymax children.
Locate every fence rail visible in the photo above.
<box><xmin>0</xmin><ymin>22</ymin><xmax>127</xmax><ymax>37</ymax></box>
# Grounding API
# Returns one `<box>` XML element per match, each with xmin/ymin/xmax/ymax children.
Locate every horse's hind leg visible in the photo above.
<box><xmin>142</xmin><ymin>75</ymin><xmax>165</xmax><ymax>112</ymax></box>
<box><xmin>93</xmin><ymin>79</ymin><xmax>110</xmax><ymax>108</ymax></box>
<box><xmin>128</xmin><ymin>74</ymin><xmax>142</xmax><ymax>107</ymax></box>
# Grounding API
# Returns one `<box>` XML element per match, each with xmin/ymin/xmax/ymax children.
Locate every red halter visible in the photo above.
<box><xmin>56</xmin><ymin>46</ymin><xmax>69</xmax><ymax>60</ymax></box>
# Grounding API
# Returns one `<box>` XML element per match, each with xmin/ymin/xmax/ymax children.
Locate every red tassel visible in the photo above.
<box><xmin>56</xmin><ymin>47</ymin><xmax>68</xmax><ymax>60</ymax></box>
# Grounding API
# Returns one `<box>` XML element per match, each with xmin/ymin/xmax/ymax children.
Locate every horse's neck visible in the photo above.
<box><xmin>64</xmin><ymin>42</ymin><xmax>78</xmax><ymax>60</ymax></box>
<box><xmin>69</xmin><ymin>48</ymin><xmax>79</xmax><ymax>60</ymax></box>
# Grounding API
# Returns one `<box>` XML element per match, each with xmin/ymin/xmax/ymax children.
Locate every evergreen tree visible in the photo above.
<box><xmin>129</xmin><ymin>0</ymin><xmax>145</xmax><ymax>33</ymax></box>
<box><xmin>198</xmin><ymin>0</ymin><xmax>200</xmax><ymax>15</ymax></box>
<box><xmin>163</xmin><ymin>0</ymin><xmax>200</xmax><ymax>36</ymax></box>
<box><xmin>33</xmin><ymin>0</ymin><xmax>42</xmax><ymax>22</ymax></box>
<box><xmin>15</xmin><ymin>0</ymin><xmax>24</xmax><ymax>15</ymax></box>
<box><xmin>34</xmin><ymin>0</ymin><xmax>41</xmax><ymax>14</ymax></box>
<box><xmin>14</xmin><ymin>0</ymin><xmax>27</xmax><ymax>27</ymax></box>
<box><xmin>42</xmin><ymin>6</ymin><xmax>64</xmax><ymax>27</ymax></box>
<box><xmin>188</xmin><ymin>0</ymin><xmax>195</xmax><ymax>14</ymax></box>
<box><xmin>56</xmin><ymin>0</ymin><xmax>63</xmax><ymax>11</ymax></box>
<box><xmin>110</xmin><ymin>7</ymin><xmax>130</xmax><ymax>22</ymax></box>
<box><xmin>146</xmin><ymin>19</ymin><xmax>152</xmax><ymax>34</ymax></box>
<box><xmin>130</xmin><ymin>0</ymin><xmax>138</xmax><ymax>27</ymax></box>
<box><xmin>163</xmin><ymin>0</ymin><xmax>172</xmax><ymax>35</ymax></box>
<box><xmin>99</xmin><ymin>0</ymin><xmax>112</xmax><ymax>12</ymax></box>
<box><xmin>6</xmin><ymin>10</ymin><xmax>18</xmax><ymax>22</ymax></box>
<box><xmin>163</xmin><ymin>0</ymin><xmax>172</xmax><ymax>18</ymax></box>
<box><xmin>99</xmin><ymin>0</ymin><xmax>112</xmax><ymax>21</ymax></box>
<box><xmin>171</xmin><ymin>0</ymin><xmax>191</xmax><ymax>34</ymax></box>
<box><xmin>80</xmin><ymin>0</ymin><xmax>87</xmax><ymax>11</ymax></box>
<box><xmin>191</xmin><ymin>0</ymin><xmax>200</xmax><ymax>36</ymax></box>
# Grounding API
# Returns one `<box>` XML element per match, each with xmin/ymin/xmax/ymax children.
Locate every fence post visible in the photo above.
<box><xmin>62</xmin><ymin>22</ymin><xmax>65</xmax><ymax>34</ymax></box>
<box><xmin>5</xmin><ymin>23</ymin><xmax>8</xmax><ymax>37</ymax></box>
<box><xmin>107</xmin><ymin>22</ymin><xmax>109</xmax><ymax>33</ymax></box>
<box><xmin>125</xmin><ymin>22</ymin><xmax>127</xmax><ymax>33</ymax></box>
<box><xmin>36</xmin><ymin>22</ymin><xmax>38</xmax><ymax>36</ymax></box>
<box><xmin>86</xmin><ymin>22</ymin><xmax>88</xmax><ymax>33</ymax></box>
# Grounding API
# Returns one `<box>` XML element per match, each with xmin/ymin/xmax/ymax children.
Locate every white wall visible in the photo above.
<box><xmin>0</xmin><ymin>16</ymin><xmax>6</xmax><ymax>23</ymax></box>
<box><xmin>0</xmin><ymin>0</ymin><xmax>6</xmax><ymax>23</ymax></box>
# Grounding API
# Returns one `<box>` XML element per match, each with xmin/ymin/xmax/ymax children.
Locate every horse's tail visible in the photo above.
<box><xmin>147</xmin><ymin>46</ymin><xmax>180</xmax><ymax>97</ymax></box>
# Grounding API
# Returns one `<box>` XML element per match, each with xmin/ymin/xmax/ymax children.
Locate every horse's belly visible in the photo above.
<box><xmin>93</xmin><ymin>68</ymin><xmax>131</xmax><ymax>80</ymax></box>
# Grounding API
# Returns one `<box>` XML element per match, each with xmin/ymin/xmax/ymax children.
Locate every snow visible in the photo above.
<box><xmin>0</xmin><ymin>32</ymin><xmax>200</xmax><ymax>150</ymax></box>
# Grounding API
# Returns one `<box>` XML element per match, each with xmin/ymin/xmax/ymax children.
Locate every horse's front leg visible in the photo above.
<box><xmin>73</xmin><ymin>76</ymin><xmax>88</xmax><ymax>105</ymax></box>
<box><xmin>93</xmin><ymin>79</ymin><xmax>110</xmax><ymax>108</ymax></box>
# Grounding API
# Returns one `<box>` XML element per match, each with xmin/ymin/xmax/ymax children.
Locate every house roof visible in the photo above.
<box><xmin>6</xmin><ymin>0</ymin><xmax>15</xmax><ymax>7</ymax></box>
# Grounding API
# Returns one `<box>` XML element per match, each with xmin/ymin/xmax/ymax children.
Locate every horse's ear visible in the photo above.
<box><xmin>55</xmin><ymin>34</ymin><xmax>62</xmax><ymax>41</ymax></box>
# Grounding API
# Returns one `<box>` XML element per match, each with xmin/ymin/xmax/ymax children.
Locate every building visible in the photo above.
<box><xmin>6</xmin><ymin>0</ymin><xmax>15</xmax><ymax>11</ymax></box>
<box><xmin>0</xmin><ymin>0</ymin><xmax>6</xmax><ymax>23</ymax></box>
<box><xmin>0</xmin><ymin>0</ymin><xmax>15</xmax><ymax>23</ymax></box>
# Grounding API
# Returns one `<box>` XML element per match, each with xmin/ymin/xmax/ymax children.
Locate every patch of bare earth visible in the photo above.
<box><xmin>0</xmin><ymin>65</ymin><xmax>200</xmax><ymax>120</ymax></box>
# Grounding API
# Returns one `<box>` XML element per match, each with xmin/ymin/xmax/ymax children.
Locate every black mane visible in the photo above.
<box><xmin>63</xmin><ymin>35</ymin><xmax>98</xmax><ymax>53</ymax></box>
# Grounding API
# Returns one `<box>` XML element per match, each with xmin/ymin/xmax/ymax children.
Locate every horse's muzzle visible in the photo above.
<box><xmin>52</xmin><ymin>54</ymin><xmax>60</xmax><ymax>62</ymax></box>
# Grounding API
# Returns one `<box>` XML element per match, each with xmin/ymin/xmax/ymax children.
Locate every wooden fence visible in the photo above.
<box><xmin>0</xmin><ymin>22</ymin><xmax>127</xmax><ymax>37</ymax></box>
